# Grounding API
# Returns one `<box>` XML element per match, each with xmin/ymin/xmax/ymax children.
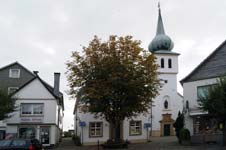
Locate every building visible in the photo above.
<box><xmin>0</xmin><ymin>62</ymin><xmax>64</xmax><ymax>147</ymax></box>
<box><xmin>181</xmin><ymin>40</ymin><xmax>226</xmax><ymax>143</ymax></box>
<box><xmin>0</xmin><ymin>62</ymin><xmax>35</xmax><ymax>140</ymax></box>
<box><xmin>73</xmin><ymin>5</ymin><xmax>183</xmax><ymax>145</ymax></box>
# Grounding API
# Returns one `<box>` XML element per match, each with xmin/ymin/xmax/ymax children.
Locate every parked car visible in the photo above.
<box><xmin>0</xmin><ymin>139</ymin><xmax>44</xmax><ymax>150</ymax></box>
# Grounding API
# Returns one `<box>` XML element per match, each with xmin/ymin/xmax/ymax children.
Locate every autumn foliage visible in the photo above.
<box><xmin>66</xmin><ymin>35</ymin><xmax>160</xmax><ymax>141</ymax></box>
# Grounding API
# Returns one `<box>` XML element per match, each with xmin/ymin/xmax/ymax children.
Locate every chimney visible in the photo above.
<box><xmin>33</xmin><ymin>71</ymin><xmax>39</xmax><ymax>75</ymax></box>
<box><xmin>54</xmin><ymin>72</ymin><xmax>60</xmax><ymax>96</ymax></box>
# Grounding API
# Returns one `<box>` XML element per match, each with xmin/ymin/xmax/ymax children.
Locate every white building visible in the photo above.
<box><xmin>74</xmin><ymin>6</ymin><xmax>183</xmax><ymax>145</ymax></box>
<box><xmin>0</xmin><ymin>62</ymin><xmax>64</xmax><ymax>147</ymax></box>
<box><xmin>181</xmin><ymin>40</ymin><xmax>226</xmax><ymax>138</ymax></box>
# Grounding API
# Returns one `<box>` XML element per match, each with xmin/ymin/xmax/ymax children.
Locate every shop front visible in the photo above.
<box><xmin>17</xmin><ymin>125</ymin><xmax>51</xmax><ymax>146</ymax></box>
<box><xmin>189</xmin><ymin>110</ymin><xmax>224</xmax><ymax>145</ymax></box>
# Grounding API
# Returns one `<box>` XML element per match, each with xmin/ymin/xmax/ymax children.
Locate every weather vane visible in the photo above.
<box><xmin>158</xmin><ymin>1</ymin><xmax>161</xmax><ymax>9</ymax></box>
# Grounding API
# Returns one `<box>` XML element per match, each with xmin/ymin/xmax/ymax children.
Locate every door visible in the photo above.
<box><xmin>0</xmin><ymin>130</ymin><xmax>5</xmax><ymax>140</ymax></box>
<box><xmin>40</xmin><ymin>127</ymin><xmax>50</xmax><ymax>145</ymax></box>
<box><xmin>163</xmin><ymin>124</ymin><xmax>170</xmax><ymax>136</ymax></box>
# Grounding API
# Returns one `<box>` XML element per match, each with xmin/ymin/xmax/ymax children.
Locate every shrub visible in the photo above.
<box><xmin>72</xmin><ymin>135</ymin><xmax>82</xmax><ymax>146</ymax></box>
<box><xmin>179</xmin><ymin>128</ymin><xmax>191</xmax><ymax>141</ymax></box>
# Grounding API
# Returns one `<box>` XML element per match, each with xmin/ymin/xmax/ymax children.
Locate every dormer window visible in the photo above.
<box><xmin>9</xmin><ymin>69</ymin><xmax>20</xmax><ymax>78</ymax></box>
<box><xmin>168</xmin><ymin>59</ymin><xmax>172</xmax><ymax>68</ymax></box>
<box><xmin>8</xmin><ymin>87</ymin><xmax>18</xmax><ymax>95</ymax></box>
<box><xmin>161</xmin><ymin>58</ymin><xmax>164</xmax><ymax>68</ymax></box>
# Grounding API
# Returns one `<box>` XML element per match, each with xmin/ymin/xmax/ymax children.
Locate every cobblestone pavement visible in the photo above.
<box><xmin>53</xmin><ymin>137</ymin><xmax>226</xmax><ymax>150</ymax></box>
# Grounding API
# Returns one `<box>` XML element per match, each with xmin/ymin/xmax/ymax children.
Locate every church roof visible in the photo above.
<box><xmin>181</xmin><ymin>39</ymin><xmax>226</xmax><ymax>84</ymax></box>
<box><xmin>148</xmin><ymin>4</ymin><xmax>174</xmax><ymax>53</ymax></box>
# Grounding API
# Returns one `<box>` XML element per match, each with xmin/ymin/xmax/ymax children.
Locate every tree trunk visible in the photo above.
<box><xmin>114</xmin><ymin>122</ymin><xmax>121</xmax><ymax>143</ymax></box>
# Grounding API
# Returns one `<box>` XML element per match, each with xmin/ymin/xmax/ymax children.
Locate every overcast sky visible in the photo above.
<box><xmin>0</xmin><ymin>0</ymin><xmax>226</xmax><ymax>131</ymax></box>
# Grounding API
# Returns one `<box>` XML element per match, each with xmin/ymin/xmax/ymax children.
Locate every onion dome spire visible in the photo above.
<box><xmin>148</xmin><ymin>2</ymin><xmax>174</xmax><ymax>52</ymax></box>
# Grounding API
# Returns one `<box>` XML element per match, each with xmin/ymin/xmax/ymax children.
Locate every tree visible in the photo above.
<box><xmin>198</xmin><ymin>76</ymin><xmax>226</xmax><ymax>144</ymax></box>
<box><xmin>173</xmin><ymin>111</ymin><xmax>184</xmax><ymax>143</ymax></box>
<box><xmin>0</xmin><ymin>90</ymin><xmax>15</xmax><ymax>120</ymax></box>
<box><xmin>66</xmin><ymin>35</ymin><xmax>160</xmax><ymax>142</ymax></box>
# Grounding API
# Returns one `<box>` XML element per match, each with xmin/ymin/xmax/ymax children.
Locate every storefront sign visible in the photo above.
<box><xmin>20</xmin><ymin>117</ymin><xmax>43</xmax><ymax>123</ymax></box>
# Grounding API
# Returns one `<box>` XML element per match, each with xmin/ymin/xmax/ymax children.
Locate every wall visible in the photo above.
<box><xmin>156</xmin><ymin>54</ymin><xmax>178</xmax><ymax>74</ymax></box>
<box><xmin>123</xmin><ymin>114</ymin><xmax>150</xmax><ymax>142</ymax></box>
<box><xmin>7</xmin><ymin>78</ymin><xmax>58</xmax><ymax>124</ymax></box>
<box><xmin>77</xmin><ymin>112</ymin><xmax>109</xmax><ymax>145</ymax></box>
<box><xmin>183</xmin><ymin>78</ymin><xmax>217</xmax><ymax>109</ymax></box>
<box><xmin>183</xmin><ymin>78</ymin><xmax>218</xmax><ymax>135</ymax></box>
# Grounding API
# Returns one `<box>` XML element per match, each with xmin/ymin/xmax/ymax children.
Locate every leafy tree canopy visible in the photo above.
<box><xmin>0</xmin><ymin>90</ymin><xmax>15</xmax><ymax>120</ymax></box>
<box><xmin>198</xmin><ymin>76</ymin><xmax>226</xmax><ymax>120</ymax></box>
<box><xmin>66</xmin><ymin>35</ymin><xmax>160</xmax><ymax>123</ymax></box>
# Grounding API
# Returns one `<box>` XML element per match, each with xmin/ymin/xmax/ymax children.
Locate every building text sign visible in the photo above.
<box><xmin>20</xmin><ymin>117</ymin><xmax>43</xmax><ymax>123</ymax></box>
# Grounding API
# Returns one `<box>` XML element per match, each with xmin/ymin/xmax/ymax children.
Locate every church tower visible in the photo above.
<box><xmin>149</xmin><ymin>3</ymin><xmax>179</xmax><ymax>75</ymax></box>
<box><xmin>148</xmin><ymin>4</ymin><xmax>182</xmax><ymax>137</ymax></box>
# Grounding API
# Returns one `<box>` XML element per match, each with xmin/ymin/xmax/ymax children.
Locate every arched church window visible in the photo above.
<box><xmin>161</xmin><ymin>58</ymin><xmax>164</xmax><ymax>68</ymax></box>
<box><xmin>168</xmin><ymin>59</ymin><xmax>172</xmax><ymax>68</ymax></box>
<box><xmin>164</xmin><ymin>100</ymin><xmax>168</xmax><ymax>109</ymax></box>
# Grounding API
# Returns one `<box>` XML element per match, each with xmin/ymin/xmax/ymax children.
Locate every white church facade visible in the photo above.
<box><xmin>73</xmin><ymin>6</ymin><xmax>183</xmax><ymax>145</ymax></box>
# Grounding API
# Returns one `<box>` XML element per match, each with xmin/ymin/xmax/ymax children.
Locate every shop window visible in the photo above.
<box><xmin>129</xmin><ymin>120</ymin><xmax>142</xmax><ymax>136</ymax></box>
<box><xmin>9</xmin><ymin>69</ymin><xmax>20</xmax><ymax>78</ymax></box>
<box><xmin>161</xmin><ymin>58</ymin><xmax>164</xmax><ymax>68</ymax></box>
<box><xmin>19</xmin><ymin>127</ymin><xmax>36</xmax><ymax>139</ymax></box>
<box><xmin>8</xmin><ymin>87</ymin><xmax>18</xmax><ymax>95</ymax></box>
<box><xmin>21</xmin><ymin>103</ymin><xmax>44</xmax><ymax>115</ymax></box>
<box><xmin>89</xmin><ymin>122</ymin><xmax>103</xmax><ymax>137</ymax></box>
<box><xmin>168</xmin><ymin>59</ymin><xmax>172</xmax><ymax>68</ymax></box>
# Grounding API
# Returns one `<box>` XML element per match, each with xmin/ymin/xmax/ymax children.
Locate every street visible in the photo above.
<box><xmin>53</xmin><ymin>137</ymin><xmax>225</xmax><ymax>150</ymax></box>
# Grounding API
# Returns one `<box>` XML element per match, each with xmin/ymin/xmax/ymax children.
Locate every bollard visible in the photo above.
<box><xmin>97</xmin><ymin>140</ymin><xmax>99</xmax><ymax>150</ymax></box>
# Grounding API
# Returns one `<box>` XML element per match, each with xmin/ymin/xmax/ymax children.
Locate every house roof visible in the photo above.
<box><xmin>180</xmin><ymin>39</ymin><xmax>226</xmax><ymax>84</ymax></box>
<box><xmin>2</xmin><ymin>61</ymin><xmax>65</xmax><ymax>109</ymax></box>
<box><xmin>12</xmin><ymin>75</ymin><xmax>64</xmax><ymax>109</ymax></box>
<box><xmin>0</xmin><ymin>61</ymin><xmax>35</xmax><ymax>77</ymax></box>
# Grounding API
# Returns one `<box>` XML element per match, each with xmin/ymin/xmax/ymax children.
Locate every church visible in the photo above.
<box><xmin>73</xmin><ymin>5</ymin><xmax>183</xmax><ymax>145</ymax></box>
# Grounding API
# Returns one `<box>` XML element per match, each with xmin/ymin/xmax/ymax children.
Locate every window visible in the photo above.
<box><xmin>33</xmin><ymin>104</ymin><xmax>44</xmax><ymax>114</ymax></box>
<box><xmin>21</xmin><ymin>103</ymin><xmax>44</xmax><ymax>115</ymax></box>
<box><xmin>129</xmin><ymin>120</ymin><xmax>142</xmax><ymax>136</ymax></box>
<box><xmin>186</xmin><ymin>100</ymin><xmax>189</xmax><ymax>109</ymax></box>
<box><xmin>89</xmin><ymin>122</ymin><xmax>103</xmax><ymax>137</ymax></box>
<box><xmin>164</xmin><ymin>100</ymin><xmax>168</xmax><ymax>109</ymax></box>
<box><xmin>9</xmin><ymin>69</ymin><xmax>20</xmax><ymax>78</ymax></box>
<box><xmin>197</xmin><ymin>84</ymin><xmax>216</xmax><ymax>99</ymax></box>
<box><xmin>161</xmin><ymin>58</ymin><xmax>164</xmax><ymax>68</ymax></box>
<box><xmin>8</xmin><ymin>87</ymin><xmax>18</xmax><ymax>95</ymax></box>
<box><xmin>163</xmin><ymin>96</ymin><xmax>170</xmax><ymax>110</ymax></box>
<box><xmin>168</xmin><ymin>59</ymin><xmax>172</xmax><ymax>68</ymax></box>
<box><xmin>19</xmin><ymin>127</ymin><xmax>36</xmax><ymax>139</ymax></box>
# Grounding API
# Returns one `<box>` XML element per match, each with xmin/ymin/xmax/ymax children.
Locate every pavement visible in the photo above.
<box><xmin>53</xmin><ymin>137</ymin><xmax>226</xmax><ymax>150</ymax></box>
